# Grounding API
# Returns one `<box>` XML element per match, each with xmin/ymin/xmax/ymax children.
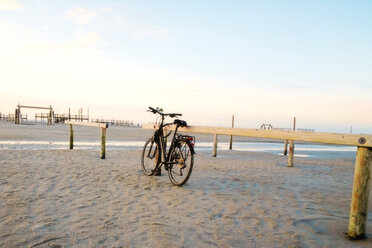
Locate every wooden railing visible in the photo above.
<box><xmin>143</xmin><ymin>123</ymin><xmax>372</xmax><ymax>239</ymax></box>
<box><xmin>66</xmin><ymin>121</ymin><xmax>108</xmax><ymax>159</ymax></box>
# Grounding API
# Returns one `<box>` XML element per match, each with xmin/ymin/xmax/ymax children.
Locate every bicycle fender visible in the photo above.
<box><xmin>185</xmin><ymin>140</ymin><xmax>196</xmax><ymax>155</ymax></box>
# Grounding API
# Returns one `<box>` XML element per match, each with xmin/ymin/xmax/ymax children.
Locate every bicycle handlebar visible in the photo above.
<box><xmin>168</xmin><ymin>113</ymin><xmax>182</xmax><ymax>118</ymax></box>
<box><xmin>147</xmin><ymin>106</ymin><xmax>157</xmax><ymax>113</ymax></box>
<box><xmin>147</xmin><ymin>106</ymin><xmax>182</xmax><ymax>118</ymax></box>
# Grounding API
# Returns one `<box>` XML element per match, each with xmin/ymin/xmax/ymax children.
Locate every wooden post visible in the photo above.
<box><xmin>288</xmin><ymin>141</ymin><xmax>294</xmax><ymax>167</ymax></box>
<box><xmin>17</xmin><ymin>108</ymin><xmax>20</xmax><ymax>124</ymax></box>
<box><xmin>229</xmin><ymin>115</ymin><xmax>234</xmax><ymax>150</ymax></box>
<box><xmin>14</xmin><ymin>109</ymin><xmax>17</xmax><ymax>124</ymax></box>
<box><xmin>100</xmin><ymin>127</ymin><xmax>106</xmax><ymax>159</ymax></box>
<box><xmin>69</xmin><ymin>124</ymin><xmax>73</xmax><ymax>149</ymax></box>
<box><xmin>348</xmin><ymin>146</ymin><xmax>372</xmax><ymax>239</ymax></box>
<box><xmin>213</xmin><ymin>134</ymin><xmax>218</xmax><ymax>157</ymax></box>
<box><xmin>284</xmin><ymin>140</ymin><xmax>288</xmax><ymax>156</ymax></box>
<box><xmin>288</xmin><ymin>117</ymin><xmax>296</xmax><ymax>167</ymax></box>
<box><xmin>48</xmin><ymin>109</ymin><xmax>52</xmax><ymax>125</ymax></box>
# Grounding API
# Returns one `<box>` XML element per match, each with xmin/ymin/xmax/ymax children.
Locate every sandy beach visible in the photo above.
<box><xmin>1</xmin><ymin>123</ymin><xmax>371</xmax><ymax>247</ymax></box>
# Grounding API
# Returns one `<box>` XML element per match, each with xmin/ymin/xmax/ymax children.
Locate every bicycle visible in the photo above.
<box><xmin>141</xmin><ymin>107</ymin><xmax>195</xmax><ymax>186</ymax></box>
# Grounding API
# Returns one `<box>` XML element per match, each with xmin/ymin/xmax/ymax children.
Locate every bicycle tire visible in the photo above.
<box><xmin>141</xmin><ymin>138</ymin><xmax>161</xmax><ymax>176</ymax></box>
<box><xmin>168</xmin><ymin>140</ymin><xmax>194</xmax><ymax>186</ymax></box>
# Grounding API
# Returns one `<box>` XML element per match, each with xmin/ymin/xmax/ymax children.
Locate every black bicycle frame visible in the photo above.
<box><xmin>155</xmin><ymin>116</ymin><xmax>181</xmax><ymax>166</ymax></box>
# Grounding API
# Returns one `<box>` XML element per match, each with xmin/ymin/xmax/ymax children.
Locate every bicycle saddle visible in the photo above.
<box><xmin>174</xmin><ymin>119</ymin><xmax>187</xmax><ymax>127</ymax></box>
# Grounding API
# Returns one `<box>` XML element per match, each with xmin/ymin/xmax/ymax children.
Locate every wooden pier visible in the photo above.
<box><xmin>0</xmin><ymin>113</ymin><xmax>27</xmax><ymax>122</ymax></box>
<box><xmin>91</xmin><ymin>119</ymin><xmax>134</xmax><ymax>127</ymax></box>
<box><xmin>52</xmin><ymin>114</ymin><xmax>89</xmax><ymax>123</ymax></box>
<box><xmin>13</xmin><ymin>105</ymin><xmax>90</xmax><ymax>124</ymax></box>
<box><xmin>260</xmin><ymin>122</ymin><xmax>315</xmax><ymax>133</ymax></box>
<box><xmin>44</xmin><ymin>107</ymin><xmax>89</xmax><ymax>123</ymax></box>
<box><xmin>15</xmin><ymin>104</ymin><xmax>53</xmax><ymax>125</ymax></box>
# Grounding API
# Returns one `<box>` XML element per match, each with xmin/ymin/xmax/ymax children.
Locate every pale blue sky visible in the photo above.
<box><xmin>1</xmin><ymin>0</ymin><xmax>371</xmax><ymax>133</ymax></box>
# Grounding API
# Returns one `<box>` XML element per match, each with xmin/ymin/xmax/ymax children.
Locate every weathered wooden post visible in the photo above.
<box><xmin>229</xmin><ymin>115</ymin><xmax>234</xmax><ymax>150</ymax></box>
<box><xmin>213</xmin><ymin>134</ymin><xmax>218</xmax><ymax>157</ymax></box>
<box><xmin>100</xmin><ymin>127</ymin><xmax>106</xmax><ymax>159</ymax></box>
<box><xmin>14</xmin><ymin>107</ymin><xmax>20</xmax><ymax>124</ymax></box>
<box><xmin>348</xmin><ymin>146</ymin><xmax>372</xmax><ymax>239</ymax></box>
<box><xmin>48</xmin><ymin>106</ymin><xmax>54</xmax><ymax>125</ymax></box>
<box><xmin>69</xmin><ymin>124</ymin><xmax>74</xmax><ymax>149</ymax></box>
<box><xmin>288</xmin><ymin>117</ymin><xmax>296</xmax><ymax>167</ymax></box>
<box><xmin>14</xmin><ymin>109</ymin><xmax>18</xmax><ymax>124</ymax></box>
<box><xmin>48</xmin><ymin>109</ymin><xmax>52</xmax><ymax>125</ymax></box>
<box><xmin>284</xmin><ymin>140</ymin><xmax>288</xmax><ymax>156</ymax></box>
<box><xmin>17</xmin><ymin>106</ymin><xmax>21</xmax><ymax>124</ymax></box>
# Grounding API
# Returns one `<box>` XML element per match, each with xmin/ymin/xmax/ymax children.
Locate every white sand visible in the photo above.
<box><xmin>0</xmin><ymin>123</ymin><xmax>371</xmax><ymax>247</ymax></box>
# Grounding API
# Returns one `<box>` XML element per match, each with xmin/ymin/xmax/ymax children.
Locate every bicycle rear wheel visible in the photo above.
<box><xmin>168</xmin><ymin>140</ymin><xmax>194</xmax><ymax>186</ymax></box>
<box><xmin>141</xmin><ymin>138</ymin><xmax>160</xmax><ymax>176</ymax></box>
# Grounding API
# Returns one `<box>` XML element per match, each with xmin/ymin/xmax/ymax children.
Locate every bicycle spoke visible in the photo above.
<box><xmin>146</xmin><ymin>143</ymin><xmax>154</xmax><ymax>158</ymax></box>
<box><xmin>141</xmin><ymin>138</ymin><xmax>160</xmax><ymax>176</ymax></box>
<box><xmin>180</xmin><ymin>145</ymin><xmax>189</xmax><ymax>162</ymax></box>
<box><xmin>147</xmin><ymin>146</ymin><xmax>157</xmax><ymax>159</ymax></box>
<box><xmin>168</xmin><ymin>140</ymin><xmax>194</xmax><ymax>186</ymax></box>
<box><xmin>170</xmin><ymin>167</ymin><xmax>183</xmax><ymax>176</ymax></box>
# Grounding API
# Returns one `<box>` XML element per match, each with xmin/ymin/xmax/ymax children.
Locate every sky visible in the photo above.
<box><xmin>0</xmin><ymin>0</ymin><xmax>371</xmax><ymax>133</ymax></box>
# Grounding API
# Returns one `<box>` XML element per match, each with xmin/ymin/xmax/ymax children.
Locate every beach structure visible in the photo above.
<box><xmin>91</xmin><ymin>118</ymin><xmax>134</xmax><ymax>127</ymax></box>
<box><xmin>15</xmin><ymin>104</ymin><xmax>53</xmax><ymax>125</ymax></box>
<box><xmin>50</xmin><ymin>108</ymin><xmax>89</xmax><ymax>123</ymax></box>
<box><xmin>35</xmin><ymin>113</ymin><xmax>53</xmax><ymax>123</ymax></box>
<box><xmin>260</xmin><ymin>119</ymin><xmax>314</xmax><ymax>157</ymax></box>
<box><xmin>0</xmin><ymin>113</ymin><xmax>27</xmax><ymax>122</ymax></box>
<box><xmin>260</xmin><ymin>123</ymin><xmax>273</xmax><ymax>129</ymax></box>
<box><xmin>65</xmin><ymin>121</ymin><xmax>108</xmax><ymax>159</ymax></box>
<box><xmin>143</xmin><ymin>122</ymin><xmax>372</xmax><ymax>239</ymax></box>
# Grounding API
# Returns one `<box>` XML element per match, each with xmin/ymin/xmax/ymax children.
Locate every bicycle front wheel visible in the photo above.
<box><xmin>141</xmin><ymin>138</ymin><xmax>160</xmax><ymax>176</ymax></box>
<box><xmin>168</xmin><ymin>140</ymin><xmax>194</xmax><ymax>186</ymax></box>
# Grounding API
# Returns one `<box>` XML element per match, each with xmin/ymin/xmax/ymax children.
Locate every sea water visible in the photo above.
<box><xmin>0</xmin><ymin>140</ymin><xmax>356</xmax><ymax>159</ymax></box>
